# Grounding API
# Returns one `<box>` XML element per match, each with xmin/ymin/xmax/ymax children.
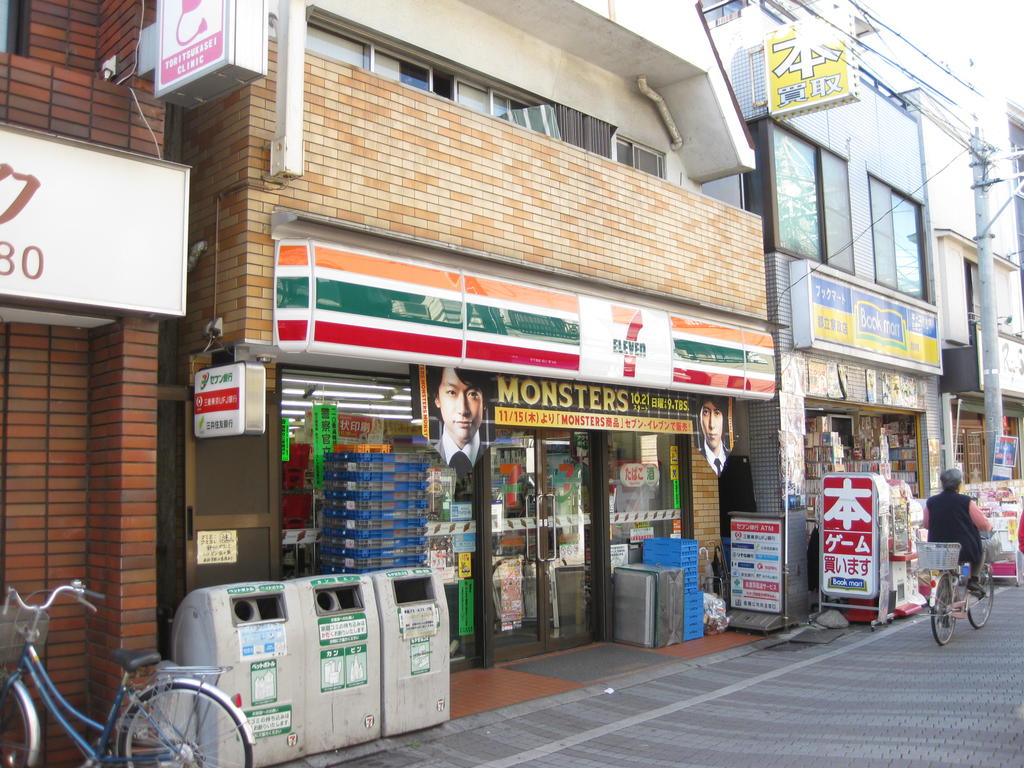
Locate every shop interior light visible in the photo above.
<box><xmin>281</xmin><ymin>387</ymin><xmax>306</xmax><ymax>395</ymax></box>
<box><xmin>281</xmin><ymin>400</ymin><xmax>313</xmax><ymax>408</ymax></box>
<box><xmin>310</xmin><ymin>390</ymin><xmax>386</xmax><ymax>399</ymax></box>
<box><xmin>281</xmin><ymin>376</ymin><xmax>393</xmax><ymax>391</ymax></box>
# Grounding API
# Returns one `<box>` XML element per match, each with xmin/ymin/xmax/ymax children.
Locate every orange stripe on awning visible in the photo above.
<box><xmin>464</xmin><ymin>275</ymin><xmax>579</xmax><ymax>313</ymax></box>
<box><xmin>278</xmin><ymin>244</ymin><xmax>309</xmax><ymax>266</ymax></box>
<box><xmin>670</xmin><ymin>316</ymin><xmax>746</xmax><ymax>345</ymax></box>
<box><xmin>315</xmin><ymin>246</ymin><xmax>462</xmax><ymax>293</ymax></box>
<box><xmin>743</xmin><ymin>330</ymin><xmax>775</xmax><ymax>350</ymax></box>
<box><xmin>610</xmin><ymin>305</ymin><xmax>641</xmax><ymax>325</ymax></box>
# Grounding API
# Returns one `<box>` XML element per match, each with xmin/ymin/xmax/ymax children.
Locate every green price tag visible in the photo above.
<box><xmin>281</xmin><ymin>419</ymin><xmax>290</xmax><ymax>462</ymax></box>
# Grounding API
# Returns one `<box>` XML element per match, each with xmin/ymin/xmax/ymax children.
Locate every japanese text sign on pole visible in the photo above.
<box><xmin>820</xmin><ymin>473</ymin><xmax>880</xmax><ymax>598</ymax></box>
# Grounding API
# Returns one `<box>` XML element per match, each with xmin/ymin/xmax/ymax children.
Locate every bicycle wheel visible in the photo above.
<box><xmin>0</xmin><ymin>677</ymin><xmax>39</xmax><ymax>768</ymax></box>
<box><xmin>117</xmin><ymin>678</ymin><xmax>253</xmax><ymax>768</ymax></box>
<box><xmin>930</xmin><ymin>571</ymin><xmax>956</xmax><ymax>645</ymax></box>
<box><xmin>968</xmin><ymin>563</ymin><xmax>995</xmax><ymax>629</ymax></box>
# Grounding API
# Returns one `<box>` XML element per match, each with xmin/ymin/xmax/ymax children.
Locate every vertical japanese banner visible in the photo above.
<box><xmin>312</xmin><ymin>403</ymin><xmax>338</xmax><ymax>488</ymax></box>
<box><xmin>820</xmin><ymin>473</ymin><xmax>878</xmax><ymax>598</ymax></box>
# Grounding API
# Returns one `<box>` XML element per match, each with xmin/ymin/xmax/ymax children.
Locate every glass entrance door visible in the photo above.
<box><xmin>489</xmin><ymin>429</ymin><xmax>592</xmax><ymax>660</ymax></box>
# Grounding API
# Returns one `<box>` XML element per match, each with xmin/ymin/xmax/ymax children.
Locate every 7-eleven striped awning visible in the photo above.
<box><xmin>274</xmin><ymin>239</ymin><xmax>775</xmax><ymax>399</ymax></box>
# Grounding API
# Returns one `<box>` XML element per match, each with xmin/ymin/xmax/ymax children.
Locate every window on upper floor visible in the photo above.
<box><xmin>616</xmin><ymin>137</ymin><xmax>665</xmax><ymax>178</ymax></box>
<box><xmin>1010</xmin><ymin>122</ymin><xmax>1024</xmax><ymax>267</ymax></box>
<box><xmin>869</xmin><ymin>177</ymin><xmax>924</xmax><ymax>299</ymax></box>
<box><xmin>702</xmin><ymin>0</ymin><xmax>748</xmax><ymax>26</ymax></box>
<box><xmin>1</xmin><ymin>0</ymin><xmax>13</xmax><ymax>53</ymax></box>
<box><xmin>770</xmin><ymin>126</ymin><xmax>853</xmax><ymax>270</ymax></box>
<box><xmin>306</xmin><ymin>23</ymin><xmax>635</xmax><ymax>172</ymax></box>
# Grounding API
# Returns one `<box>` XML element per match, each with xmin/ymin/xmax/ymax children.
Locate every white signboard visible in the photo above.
<box><xmin>0</xmin><ymin>124</ymin><xmax>188</xmax><ymax>315</ymax></box>
<box><xmin>196</xmin><ymin>529</ymin><xmax>238</xmax><ymax>564</ymax></box>
<box><xmin>730</xmin><ymin>518</ymin><xmax>783</xmax><ymax>612</ymax></box>
<box><xmin>578</xmin><ymin>296</ymin><xmax>672</xmax><ymax>388</ymax></box>
<box><xmin>155</xmin><ymin>0</ymin><xmax>268</xmax><ymax>107</ymax></box>
<box><xmin>194</xmin><ymin>362</ymin><xmax>267</xmax><ymax>438</ymax></box>
<box><xmin>986</xmin><ymin>336</ymin><xmax>1024</xmax><ymax>398</ymax></box>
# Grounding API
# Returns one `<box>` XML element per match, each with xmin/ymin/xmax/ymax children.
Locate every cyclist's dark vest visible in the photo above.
<box><xmin>926</xmin><ymin>489</ymin><xmax>981</xmax><ymax>565</ymax></box>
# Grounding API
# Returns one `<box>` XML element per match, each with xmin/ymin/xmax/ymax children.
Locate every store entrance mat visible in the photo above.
<box><xmin>504</xmin><ymin>643</ymin><xmax>669</xmax><ymax>684</ymax></box>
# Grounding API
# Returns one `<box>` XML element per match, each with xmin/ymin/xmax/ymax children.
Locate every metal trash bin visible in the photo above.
<box><xmin>171</xmin><ymin>581</ymin><xmax>304</xmax><ymax>767</ymax></box>
<box><xmin>371</xmin><ymin>567</ymin><xmax>450</xmax><ymax>736</ymax></box>
<box><xmin>612</xmin><ymin>565</ymin><xmax>683</xmax><ymax>647</ymax></box>
<box><xmin>291</xmin><ymin>574</ymin><xmax>381</xmax><ymax>752</ymax></box>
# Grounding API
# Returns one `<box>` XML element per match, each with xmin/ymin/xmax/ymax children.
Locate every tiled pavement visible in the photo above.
<box><xmin>279</xmin><ymin>583</ymin><xmax>1024</xmax><ymax>767</ymax></box>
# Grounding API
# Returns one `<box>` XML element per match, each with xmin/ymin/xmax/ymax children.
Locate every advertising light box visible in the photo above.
<box><xmin>156</xmin><ymin>0</ymin><xmax>268</xmax><ymax>107</ymax></box>
<box><xmin>194</xmin><ymin>362</ymin><xmax>267</xmax><ymax>438</ymax></box>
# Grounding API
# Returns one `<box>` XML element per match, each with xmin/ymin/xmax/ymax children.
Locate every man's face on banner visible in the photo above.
<box><xmin>700</xmin><ymin>399</ymin><xmax>724</xmax><ymax>453</ymax></box>
<box><xmin>435</xmin><ymin>367</ymin><xmax>484</xmax><ymax>449</ymax></box>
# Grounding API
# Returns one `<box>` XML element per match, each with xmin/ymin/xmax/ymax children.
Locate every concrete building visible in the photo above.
<box><xmin>169</xmin><ymin>0</ymin><xmax>771</xmax><ymax>689</ymax></box>
<box><xmin>706</xmin><ymin>0</ymin><xmax>943</xmax><ymax>623</ymax></box>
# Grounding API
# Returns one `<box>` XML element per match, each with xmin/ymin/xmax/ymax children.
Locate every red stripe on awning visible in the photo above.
<box><xmin>277</xmin><ymin>320</ymin><xmax>308</xmax><ymax>342</ymax></box>
<box><xmin>673</xmin><ymin>368</ymin><xmax>746</xmax><ymax>392</ymax></box>
<box><xmin>314</xmin><ymin>321</ymin><xmax>462</xmax><ymax>357</ymax></box>
<box><xmin>466</xmin><ymin>340</ymin><xmax>580</xmax><ymax>371</ymax></box>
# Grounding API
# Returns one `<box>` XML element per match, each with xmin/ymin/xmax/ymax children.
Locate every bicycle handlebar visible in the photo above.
<box><xmin>5</xmin><ymin>580</ymin><xmax>105</xmax><ymax>614</ymax></box>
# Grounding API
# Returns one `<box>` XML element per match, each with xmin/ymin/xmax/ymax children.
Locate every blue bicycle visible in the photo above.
<box><xmin>0</xmin><ymin>580</ymin><xmax>254</xmax><ymax>767</ymax></box>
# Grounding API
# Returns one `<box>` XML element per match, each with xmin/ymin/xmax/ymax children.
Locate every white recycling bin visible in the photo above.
<box><xmin>171</xmin><ymin>581</ymin><xmax>305</xmax><ymax>767</ymax></box>
<box><xmin>371</xmin><ymin>567</ymin><xmax>450</xmax><ymax>736</ymax></box>
<box><xmin>291</xmin><ymin>574</ymin><xmax>381</xmax><ymax>752</ymax></box>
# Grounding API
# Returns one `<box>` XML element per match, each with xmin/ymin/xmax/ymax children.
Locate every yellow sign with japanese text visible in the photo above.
<box><xmin>765</xmin><ymin>22</ymin><xmax>859</xmax><ymax>118</ymax></box>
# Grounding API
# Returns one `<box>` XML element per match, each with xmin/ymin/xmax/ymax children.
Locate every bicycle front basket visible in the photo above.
<box><xmin>0</xmin><ymin>609</ymin><xmax>47</xmax><ymax>664</ymax></box>
<box><xmin>915</xmin><ymin>541</ymin><xmax>961</xmax><ymax>570</ymax></box>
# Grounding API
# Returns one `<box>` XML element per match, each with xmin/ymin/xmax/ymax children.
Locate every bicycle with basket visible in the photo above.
<box><xmin>916</xmin><ymin>539</ymin><xmax>994</xmax><ymax>646</ymax></box>
<box><xmin>0</xmin><ymin>579</ymin><xmax>254</xmax><ymax>767</ymax></box>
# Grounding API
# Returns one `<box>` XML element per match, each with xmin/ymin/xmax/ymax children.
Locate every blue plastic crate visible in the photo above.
<box><xmin>683</xmin><ymin>619</ymin><xmax>704</xmax><ymax>641</ymax></box>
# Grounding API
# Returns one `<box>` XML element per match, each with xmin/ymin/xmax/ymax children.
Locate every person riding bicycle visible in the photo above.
<box><xmin>924</xmin><ymin>468</ymin><xmax>992</xmax><ymax>597</ymax></box>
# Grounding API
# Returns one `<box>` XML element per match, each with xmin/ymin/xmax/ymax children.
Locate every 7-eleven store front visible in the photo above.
<box><xmin>259</xmin><ymin>234</ymin><xmax>774</xmax><ymax>667</ymax></box>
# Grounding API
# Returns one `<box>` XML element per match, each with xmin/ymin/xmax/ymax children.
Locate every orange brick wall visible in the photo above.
<box><xmin>0</xmin><ymin>319</ymin><xmax>158</xmax><ymax>766</ymax></box>
<box><xmin>691</xmin><ymin>445</ymin><xmax>722</xmax><ymax>550</ymax></box>
<box><xmin>180</xmin><ymin>45</ymin><xmax>766</xmax><ymax>356</ymax></box>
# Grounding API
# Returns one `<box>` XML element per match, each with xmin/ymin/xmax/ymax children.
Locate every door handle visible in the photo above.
<box><xmin>543</xmin><ymin>493</ymin><xmax>558</xmax><ymax>561</ymax></box>
<box><xmin>186</xmin><ymin>506</ymin><xmax>194</xmax><ymax>541</ymax></box>
<box><xmin>525</xmin><ymin>494</ymin><xmax>535</xmax><ymax>561</ymax></box>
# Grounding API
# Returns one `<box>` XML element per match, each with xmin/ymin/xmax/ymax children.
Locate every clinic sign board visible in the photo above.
<box><xmin>765</xmin><ymin>21</ymin><xmax>859</xmax><ymax>118</ymax></box>
<box><xmin>155</xmin><ymin>0</ymin><xmax>268</xmax><ymax>107</ymax></box>
<box><xmin>820</xmin><ymin>473</ymin><xmax>882</xmax><ymax>598</ymax></box>
<box><xmin>194</xmin><ymin>362</ymin><xmax>267</xmax><ymax>438</ymax></box>
<box><xmin>982</xmin><ymin>336</ymin><xmax>1024</xmax><ymax>398</ymax></box>
<box><xmin>0</xmin><ymin>124</ymin><xmax>188</xmax><ymax>315</ymax></box>
<box><xmin>791</xmin><ymin>260</ymin><xmax>939</xmax><ymax>372</ymax></box>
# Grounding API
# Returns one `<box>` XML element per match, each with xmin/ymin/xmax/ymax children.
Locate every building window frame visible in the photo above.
<box><xmin>615</xmin><ymin>136</ymin><xmax>665</xmax><ymax>179</ymax></box>
<box><xmin>766</xmin><ymin>122</ymin><xmax>853</xmax><ymax>271</ymax></box>
<box><xmin>869</xmin><ymin>176</ymin><xmax>925</xmax><ymax>299</ymax></box>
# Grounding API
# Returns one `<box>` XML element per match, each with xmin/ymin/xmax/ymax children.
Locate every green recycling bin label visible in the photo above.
<box><xmin>250</xmin><ymin>659</ymin><xmax>277</xmax><ymax>705</ymax></box>
<box><xmin>410</xmin><ymin>637</ymin><xmax>431</xmax><ymax>675</ymax></box>
<box><xmin>320</xmin><ymin>644</ymin><xmax>368</xmax><ymax>691</ymax></box>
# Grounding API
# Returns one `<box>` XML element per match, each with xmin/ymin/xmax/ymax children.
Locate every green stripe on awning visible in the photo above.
<box><xmin>316</xmin><ymin>278</ymin><xmax>463</xmax><ymax>328</ymax></box>
<box><xmin>276</xmin><ymin>277</ymin><xmax>309</xmax><ymax>308</ymax></box>
<box><xmin>745</xmin><ymin>349</ymin><xmax>776</xmax><ymax>375</ymax></box>
<box><xmin>467</xmin><ymin>303</ymin><xmax>580</xmax><ymax>345</ymax></box>
<box><xmin>673</xmin><ymin>339</ymin><xmax>745</xmax><ymax>368</ymax></box>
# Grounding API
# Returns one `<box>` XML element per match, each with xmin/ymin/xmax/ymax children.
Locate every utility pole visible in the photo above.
<box><xmin>971</xmin><ymin>128</ymin><xmax>1004</xmax><ymax>473</ymax></box>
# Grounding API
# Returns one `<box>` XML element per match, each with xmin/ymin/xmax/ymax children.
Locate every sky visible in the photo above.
<box><xmin>858</xmin><ymin>0</ymin><xmax>1024</xmax><ymax>114</ymax></box>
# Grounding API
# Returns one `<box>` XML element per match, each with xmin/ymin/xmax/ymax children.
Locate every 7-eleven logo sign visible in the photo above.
<box><xmin>610</xmin><ymin>305</ymin><xmax>646</xmax><ymax>378</ymax></box>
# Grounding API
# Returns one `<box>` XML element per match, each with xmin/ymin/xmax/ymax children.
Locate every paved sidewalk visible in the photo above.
<box><xmin>280</xmin><ymin>583</ymin><xmax>1024</xmax><ymax>768</ymax></box>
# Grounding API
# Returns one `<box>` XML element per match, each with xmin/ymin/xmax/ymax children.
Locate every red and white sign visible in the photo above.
<box><xmin>730</xmin><ymin>518</ymin><xmax>783</xmax><ymax>613</ymax></box>
<box><xmin>194</xmin><ymin>362</ymin><xmax>266</xmax><ymax>438</ymax></box>
<box><xmin>820</xmin><ymin>473</ymin><xmax>879</xmax><ymax>598</ymax></box>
